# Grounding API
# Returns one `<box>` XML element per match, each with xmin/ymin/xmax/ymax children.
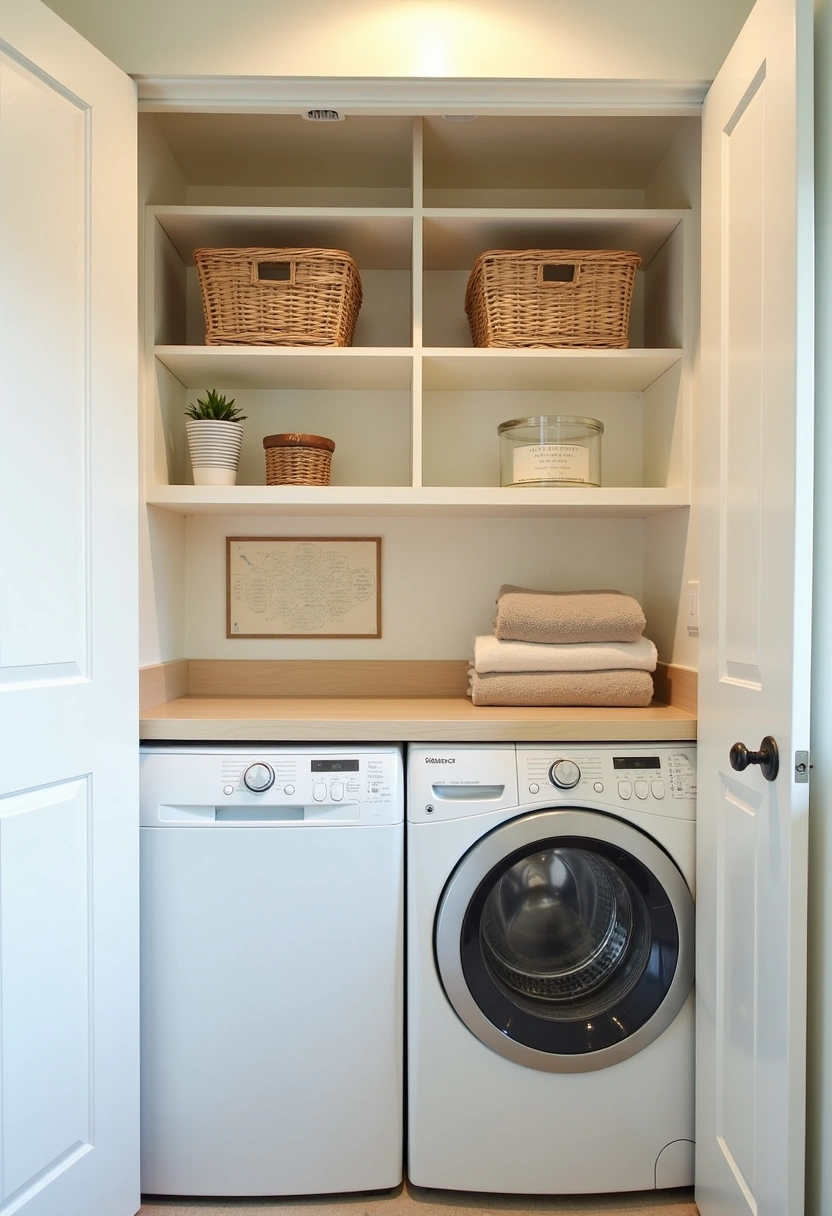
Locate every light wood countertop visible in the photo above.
<box><xmin>139</xmin><ymin>695</ymin><xmax>696</xmax><ymax>743</ymax></box>
<box><xmin>138</xmin><ymin>660</ymin><xmax>697</xmax><ymax>743</ymax></box>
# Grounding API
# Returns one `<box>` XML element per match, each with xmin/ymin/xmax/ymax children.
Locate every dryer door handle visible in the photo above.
<box><xmin>431</xmin><ymin>784</ymin><xmax>506</xmax><ymax>800</ymax></box>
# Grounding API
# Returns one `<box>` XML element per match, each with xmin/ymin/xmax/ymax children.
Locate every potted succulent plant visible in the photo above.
<box><xmin>185</xmin><ymin>389</ymin><xmax>247</xmax><ymax>486</ymax></box>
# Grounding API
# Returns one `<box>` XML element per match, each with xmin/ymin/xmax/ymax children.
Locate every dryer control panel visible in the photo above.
<box><xmin>517</xmin><ymin>744</ymin><xmax>696</xmax><ymax>819</ymax></box>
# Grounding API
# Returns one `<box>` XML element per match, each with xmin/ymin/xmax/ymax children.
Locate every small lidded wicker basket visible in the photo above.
<box><xmin>195</xmin><ymin>247</ymin><xmax>363</xmax><ymax>347</ymax></box>
<box><xmin>263</xmin><ymin>433</ymin><xmax>335</xmax><ymax>486</ymax></box>
<box><xmin>465</xmin><ymin>248</ymin><xmax>642</xmax><ymax>349</ymax></box>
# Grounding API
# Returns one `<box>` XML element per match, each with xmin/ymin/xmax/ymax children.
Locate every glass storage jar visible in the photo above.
<box><xmin>498</xmin><ymin>415</ymin><xmax>603</xmax><ymax>487</ymax></box>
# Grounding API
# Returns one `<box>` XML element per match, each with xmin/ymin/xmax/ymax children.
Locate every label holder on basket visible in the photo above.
<box><xmin>252</xmin><ymin>258</ymin><xmax>296</xmax><ymax>286</ymax></box>
<box><xmin>538</xmin><ymin>260</ymin><xmax>581</xmax><ymax>287</ymax></box>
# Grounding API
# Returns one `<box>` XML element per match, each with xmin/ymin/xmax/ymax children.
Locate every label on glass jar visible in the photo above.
<box><xmin>512</xmin><ymin>443</ymin><xmax>591</xmax><ymax>484</ymax></box>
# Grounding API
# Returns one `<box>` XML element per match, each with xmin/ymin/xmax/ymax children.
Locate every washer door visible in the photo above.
<box><xmin>434</xmin><ymin>809</ymin><xmax>694</xmax><ymax>1073</ymax></box>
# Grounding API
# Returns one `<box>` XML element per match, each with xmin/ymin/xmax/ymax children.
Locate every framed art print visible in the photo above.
<box><xmin>226</xmin><ymin>536</ymin><xmax>381</xmax><ymax>638</ymax></box>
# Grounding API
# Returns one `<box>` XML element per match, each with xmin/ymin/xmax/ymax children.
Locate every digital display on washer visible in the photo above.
<box><xmin>311</xmin><ymin>759</ymin><xmax>360</xmax><ymax>772</ymax></box>
<box><xmin>613</xmin><ymin>756</ymin><xmax>661</xmax><ymax>769</ymax></box>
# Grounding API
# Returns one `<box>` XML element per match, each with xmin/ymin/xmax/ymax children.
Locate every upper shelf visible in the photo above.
<box><xmin>151</xmin><ymin>206</ymin><xmax>414</xmax><ymax>270</ymax></box>
<box><xmin>142</xmin><ymin>111</ymin><xmax>700</xmax><ymax>208</ymax></box>
<box><xmin>144</xmin><ymin>485</ymin><xmax>691</xmax><ymax>518</ymax></box>
<box><xmin>422</xmin><ymin>210</ymin><xmax>685</xmax><ymax>270</ymax></box>
<box><xmin>421</xmin><ymin>349</ymin><xmax>682</xmax><ymax>391</ymax></box>
<box><xmin>150</xmin><ymin>205</ymin><xmax>688</xmax><ymax>273</ymax></box>
<box><xmin>155</xmin><ymin>346</ymin><xmax>415</xmax><ymax>390</ymax></box>
<box><xmin>155</xmin><ymin>345</ymin><xmax>683</xmax><ymax>393</ymax></box>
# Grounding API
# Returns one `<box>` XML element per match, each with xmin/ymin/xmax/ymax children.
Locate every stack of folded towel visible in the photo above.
<box><xmin>469</xmin><ymin>586</ymin><xmax>657</xmax><ymax>708</ymax></box>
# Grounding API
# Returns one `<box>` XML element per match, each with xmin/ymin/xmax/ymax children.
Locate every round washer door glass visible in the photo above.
<box><xmin>434</xmin><ymin>809</ymin><xmax>694</xmax><ymax>1073</ymax></box>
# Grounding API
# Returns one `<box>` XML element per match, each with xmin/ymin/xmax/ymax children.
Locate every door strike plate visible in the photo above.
<box><xmin>795</xmin><ymin>750</ymin><xmax>810</xmax><ymax>783</ymax></box>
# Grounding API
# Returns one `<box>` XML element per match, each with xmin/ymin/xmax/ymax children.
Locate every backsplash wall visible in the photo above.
<box><xmin>182</xmin><ymin>514</ymin><xmax>649</xmax><ymax>661</ymax></box>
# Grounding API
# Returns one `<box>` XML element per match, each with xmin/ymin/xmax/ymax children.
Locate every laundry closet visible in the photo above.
<box><xmin>133</xmin><ymin>49</ymin><xmax>810</xmax><ymax>1210</ymax></box>
<box><xmin>137</xmin><ymin>103</ymin><xmax>704</xmax><ymax>1201</ymax></box>
<box><xmin>0</xmin><ymin>0</ymin><xmax>814</xmax><ymax>1213</ymax></box>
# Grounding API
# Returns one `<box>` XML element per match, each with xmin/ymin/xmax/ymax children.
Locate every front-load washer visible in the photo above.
<box><xmin>140</xmin><ymin>743</ymin><xmax>403</xmax><ymax>1197</ymax></box>
<box><xmin>406</xmin><ymin>742</ymin><xmax>696</xmax><ymax>1195</ymax></box>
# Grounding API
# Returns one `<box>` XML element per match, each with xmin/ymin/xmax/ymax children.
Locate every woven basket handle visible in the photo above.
<box><xmin>252</xmin><ymin>258</ymin><xmax>296</xmax><ymax>286</ymax></box>
<box><xmin>537</xmin><ymin>259</ymin><xmax>582</xmax><ymax>288</ymax></box>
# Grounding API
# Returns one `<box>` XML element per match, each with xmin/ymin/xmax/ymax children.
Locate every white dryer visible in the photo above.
<box><xmin>406</xmin><ymin>742</ymin><xmax>696</xmax><ymax>1195</ymax></box>
<box><xmin>140</xmin><ymin>744</ymin><xmax>403</xmax><ymax>1197</ymax></box>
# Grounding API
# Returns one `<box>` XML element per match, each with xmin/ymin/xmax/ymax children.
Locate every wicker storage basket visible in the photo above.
<box><xmin>195</xmin><ymin>247</ymin><xmax>362</xmax><ymax>347</ymax></box>
<box><xmin>465</xmin><ymin>249</ymin><xmax>642</xmax><ymax>349</ymax></box>
<box><xmin>264</xmin><ymin>433</ymin><xmax>335</xmax><ymax>486</ymax></box>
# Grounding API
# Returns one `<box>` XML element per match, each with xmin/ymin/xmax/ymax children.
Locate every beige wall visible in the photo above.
<box><xmin>42</xmin><ymin>0</ymin><xmax>754</xmax><ymax>81</ymax></box>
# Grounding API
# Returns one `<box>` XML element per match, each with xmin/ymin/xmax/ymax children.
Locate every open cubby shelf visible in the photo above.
<box><xmin>144</xmin><ymin>116</ymin><xmax>693</xmax><ymax>516</ymax></box>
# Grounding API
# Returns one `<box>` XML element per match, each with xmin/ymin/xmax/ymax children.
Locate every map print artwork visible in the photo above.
<box><xmin>227</xmin><ymin>537</ymin><xmax>381</xmax><ymax>637</ymax></box>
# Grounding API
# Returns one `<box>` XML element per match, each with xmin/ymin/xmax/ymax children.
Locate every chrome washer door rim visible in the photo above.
<box><xmin>434</xmin><ymin>808</ymin><xmax>694</xmax><ymax>1074</ymax></box>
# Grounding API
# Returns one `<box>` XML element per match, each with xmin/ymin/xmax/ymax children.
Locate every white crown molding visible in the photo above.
<box><xmin>135</xmin><ymin>75</ymin><xmax>709</xmax><ymax>116</ymax></box>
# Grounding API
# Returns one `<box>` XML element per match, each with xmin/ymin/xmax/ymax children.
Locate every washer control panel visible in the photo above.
<box><xmin>139</xmin><ymin>746</ymin><xmax>403</xmax><ymax>826</ymax></box>
<box><xmin>518</xmin><ymin>744</ymin><xmax>696</xmax><ymax>818</ymax></box>
<box><xmin>218</xmin><ymin>752</ymin><xmax>397</xmax><ymax>805</ymax></box>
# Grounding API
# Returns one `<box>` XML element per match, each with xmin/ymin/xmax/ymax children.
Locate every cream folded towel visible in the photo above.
<box><xmin>473</xmin><ymin>633</ymin><xmax>657</xmax><ymax>674</ymax></box>
<box><xmin>495</xmin><ymin>586</ymin><xmax>646</xmax><ymax>644</ymax></box>
<box><xmin>468</xmin><ymin>667</ymin><xmax>654</xmax><ymax>708</ymax></box>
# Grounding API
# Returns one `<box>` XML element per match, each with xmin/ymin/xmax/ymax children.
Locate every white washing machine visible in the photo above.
<box><xmin>140</xmin><ymin>743</ymin><xmax>403</xmax><ymax>1197</ymax></box>
<box><xmin>407</xmin><ymin>742</ymin><xmax>696</xmax><ymax>1195</ymax></box>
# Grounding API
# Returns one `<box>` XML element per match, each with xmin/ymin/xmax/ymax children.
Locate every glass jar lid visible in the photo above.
<box><xmin>497</xmin><ymin>415</ymin><xmax>604</xmax><ymax>435</ymax></box>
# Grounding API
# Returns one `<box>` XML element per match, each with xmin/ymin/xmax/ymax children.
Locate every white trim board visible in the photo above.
<box><xmin>135</xmin><ymin>76</ymin><xmax>710</xmax><ymax>115</ymax></box>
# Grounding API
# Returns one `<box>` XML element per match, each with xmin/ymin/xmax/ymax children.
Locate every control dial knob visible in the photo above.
<box><xmin>243</xmin><ymin>762</ymin><xmax>275</xmax><ymax>792</ymax></box>
<box><xmin>548</xmin><ymin>759</ymin><xmax>581</xmax><ymax>789</ymax></box>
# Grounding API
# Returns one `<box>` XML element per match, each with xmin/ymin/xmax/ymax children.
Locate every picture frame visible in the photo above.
<box><xmin>226</xmin><ymin>536</ymin><xmax>382</xmax><ymax>638</ymax></box>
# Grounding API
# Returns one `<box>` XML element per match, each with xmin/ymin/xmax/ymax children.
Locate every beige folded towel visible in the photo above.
<box><xmin>473</xmin><ymin>633</ymin><xmax>657</xmax><ymax>674</ymax></box>
<box><xmin>468</xmin><ymin>667</ymin><xmax>654</xmax><ymax>708</ymax></box>
<box><xmin>495</xmin><ymin>586</ymin><xmax>646</xmax><ymax>644</ymax></box>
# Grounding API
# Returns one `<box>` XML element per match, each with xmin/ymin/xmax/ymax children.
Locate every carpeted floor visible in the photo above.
<box><xmin>138</xmin><ymin>1180</ymin><xmax>698</xmax><ymax>1216</ymax></box>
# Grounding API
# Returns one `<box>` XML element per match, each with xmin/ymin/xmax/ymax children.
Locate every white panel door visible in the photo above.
<box><xmin>697</xmin><ymin>0</ymin><xmax>813</xmax><ymax>1212</ymax></box>
<box><xmin>0</xmin><ymin>0</ymin><xmax>139</xmax><ymax>1214</ymax></box>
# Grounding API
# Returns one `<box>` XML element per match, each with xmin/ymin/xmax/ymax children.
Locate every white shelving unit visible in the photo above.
<box><xmin>143</xmin><ymin>115</ymin><xmax>692</xmax><ymax>517</ymax></box>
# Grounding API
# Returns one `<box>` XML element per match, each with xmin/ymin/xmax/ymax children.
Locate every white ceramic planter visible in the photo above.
<box><xmin>186</xmin><ymin>418</ymin><xmax>244</xmax><ymax>486</ymax></box>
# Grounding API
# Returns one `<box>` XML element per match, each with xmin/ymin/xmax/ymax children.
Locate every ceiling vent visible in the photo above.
<box><xmin>303</xmin><ymin>108</ymin><xmax>344</xmax><ymax>122</ymax></box>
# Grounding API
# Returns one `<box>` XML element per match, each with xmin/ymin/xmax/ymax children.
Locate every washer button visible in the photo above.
<box><xmin>618</xmin><ymin>780</ymin><xmax>632</xmax><ymax>799</ymax></box>
<box><xmin>634</xmin><ymin>779</ymin><xmax>649</xmax><ymax>800</ymax></box>
<box><xmin>330</xmin><ymin>781</ymin><xmax>344</xmax><ymax>801</ymax></box>
<box><xmin>284</xmin><ymin>784</ymin><xmax>295</xmax><ymax>796</ymax></box>
<box><xmin>651</xmin><ymin>779</ymin><xmax>666</xmax><ymax>799</ymax></box>
<box><xmin>313</xmin><ymin>782</ymin><xmax>327</xmax><ymax>802</ymax></box>
<box><xmin>222</xmin><ymin>784</ymin><xmax>234</xmax><ymax>796</ymax></box>
<box><xmin>529</xmin><ymin>783</ymin><xmax>540</xmax><ymax>794</ymax></box>
<box><xmin>593</xmin><ymin>781</ymin><xmax>604</xmax><ymax>793</ymax></box>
